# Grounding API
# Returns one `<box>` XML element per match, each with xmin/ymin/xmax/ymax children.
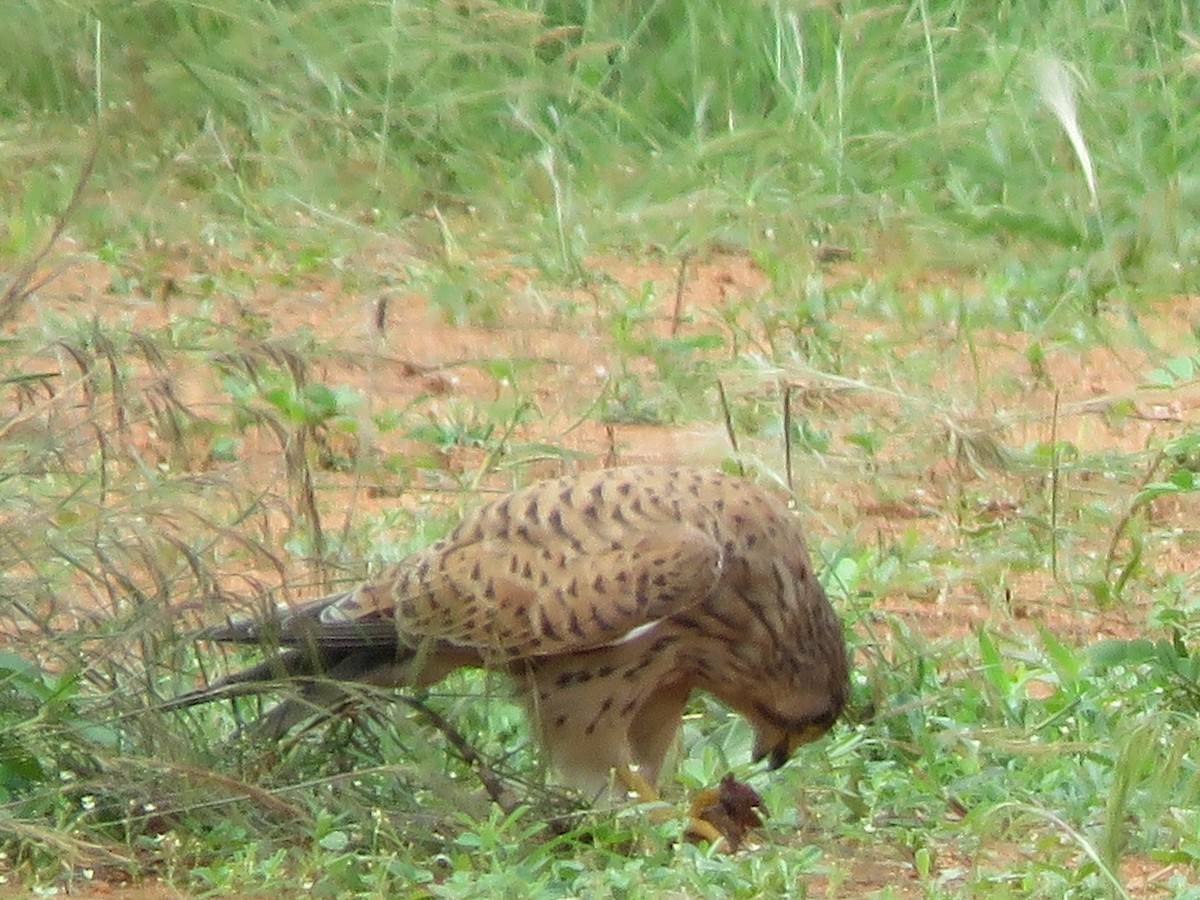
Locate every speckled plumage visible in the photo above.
<box><xmin>176</xmin><ymin>466</ymin><xmax>850</xmax><ymax>794</ymax></box>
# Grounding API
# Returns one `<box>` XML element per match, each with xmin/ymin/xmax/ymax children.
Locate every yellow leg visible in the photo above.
<box><xmin>684</xmin><ymin>787</ymin><xmax>726</xmax><ymax>844</ymax></box>
<box><xmin>614</xmin><ymin>766</ymin><xmax>726</xmax><ymax>845</ymax></box>
<box><xmin>615</xmin><ymin>764</ymin><xmax>660</xmax><ymax>802</ymax></box>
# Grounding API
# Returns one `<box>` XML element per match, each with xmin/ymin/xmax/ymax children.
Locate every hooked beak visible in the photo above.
<box><xmin>752</xmin><ymin>738</ymin><xmax>792</xmax><ymax>771</ymax></box>
<box><xmin>751</xmin><ymin>713</ymin><xmax>835</xmax><ymax>771</ymax></box>
<box><xmin>752</xmin><ymin>732</ymin><xmax>806</xmax><ymax>770</ymax></box>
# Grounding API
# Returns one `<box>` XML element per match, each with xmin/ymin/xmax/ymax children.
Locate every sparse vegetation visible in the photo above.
<box><xmin>3</xmin><ymin>0</ymin><xmax>1200</xmax><ymax>896</ymax></box>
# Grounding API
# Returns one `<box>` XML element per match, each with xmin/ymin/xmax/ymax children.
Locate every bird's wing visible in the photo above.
<box><xmin>316</xmin><ymin>469</ymin><xmax>728</xmax><ymax>659</ymax></box>
<box><xmin>319</xmin><ymin>524</ymin><xmax>722</xmax><ymax>660</ymax></box>
<box><xmin>205</xmin><ymin>469</ymin><xmax>727</xmax><ymax>661</ymax></box>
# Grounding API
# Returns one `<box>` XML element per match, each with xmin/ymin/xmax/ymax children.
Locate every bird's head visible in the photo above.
<box><xmin>747</xmin><ymin>702</ymin><xmax>840</xmax><ymax>770</ymax></box>
<box><xmin>696</xmin><ymin>550</ymin><xmax>851</xmax><ymax>772</ymax></box>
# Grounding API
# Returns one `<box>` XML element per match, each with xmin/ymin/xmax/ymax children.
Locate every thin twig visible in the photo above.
<box><xmin>0</xmin><ymin>133</ymin><xmax>101</xmax><ymax>324</ymax></box>
<box><xmin>716</xmin><ymin>380</ymin><xmax>743</xmax><ymax>475</ymax></box>
<box><xmin>133</xmin><ymin>760</ymin><xmax>308</xmax><ymax>821</ymax></box>
<box><xmin>670</xmin><ymin>252</ymin><xmax>693</xmax><ymax>337</ymax></box>
<box><xmin>783</xmin><ymin>383</ymin><xmax>794</xmax><ymax>492</ymax></box>
<box><xmin>398</xmin><ymin>695</ymin><xmax>519</xmax><ymax>814</ymax></box>
<box><xmin>1103</xmin><ymin>447</ymin><xmax>1168</xmax><ymax>588</ymax></box>
<box><xmin>1050</xmin><ymin>389</ymin><xmax>1060</xmax><ymax>580</ymax></box>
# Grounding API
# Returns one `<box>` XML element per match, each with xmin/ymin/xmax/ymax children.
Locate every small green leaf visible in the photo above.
<box><xmin>978</xmin><ymin>627</ymin><xmax>1012</xmax><ymax>695</ymax></box>
<box><xmin>1169</xmin><ymin>469</ymin><xmax>1198</xmax><ymax>490</ymax></box>
<box><xmin>303</xmin><ymin>383</ymin><xmax>339</xmax><ymax>419</ymax></box>
<box><xmin>210</xmin><ymin>436</ymin><xmax>239</xmax><ymax>462</ymax></box>
<box><xmin>1146</xmin><ymin>354</ymin><xmax>1200</xmax><ymax>387</ymax></box>
<box><xmin>1166</xmin><ymin>355</ymin><xmax>1196</xmax><ymax>381</ymax></box>
<box><xmin>0</xmin><ymin>651</ymin><xmax>39</xmax><ymax>679</ymax></box>
<box><xmin>263</xmin><ymin>387</ymin><xmax>300</xmax><ymax>420</ymax></box>
<box><xmin>318</xmin><ymin>830</ymin><xmax>350</xmax><ymax>851</ymax></box>
<box><xmin>1087</xmin><ymin>638</ymin><xmax>1157</xmax><ymax>671</ymax></box>
<box><xmin>1145</xmin><ymin>368</ymin><xmax>1176</xmax><ymax>387</ymax></box>
<box><xmin>1039</xmin><ymin>627</ymin><xmax>1081</xmax><ymax>683</ymax></box>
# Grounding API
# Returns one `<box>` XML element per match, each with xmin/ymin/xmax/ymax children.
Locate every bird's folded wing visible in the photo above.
<box><xmin>321</xmin><ymin>522</ymin><xmax>725</xmax><ymax>659</ymax></box>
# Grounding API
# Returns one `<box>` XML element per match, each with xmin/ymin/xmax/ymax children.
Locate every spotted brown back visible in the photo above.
<box><xmin>316</xmin><ymin>467</ymin><xmax>833</xmax><ymax>660</ymax></box>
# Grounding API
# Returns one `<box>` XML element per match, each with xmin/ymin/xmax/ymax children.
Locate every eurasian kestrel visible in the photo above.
<box><xmin>173</xmin><ymin>466</ymin><xmax>849</xmax><ymax>799</ymax></box>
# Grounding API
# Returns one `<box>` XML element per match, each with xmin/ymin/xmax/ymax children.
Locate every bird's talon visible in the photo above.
<box><xmin>684</xmin><ymin>816</ymin><xmax>725</xmax><ymax>844</ymax></box>
<box><xmin>685</xmin><ymin>774</ymin><xmax>768</xmax><ymax>851</ymax></box>
<box><xmin>615</xmin><ymin>764</ymin><xmax>660</xmax><ymax>803</ymax></box>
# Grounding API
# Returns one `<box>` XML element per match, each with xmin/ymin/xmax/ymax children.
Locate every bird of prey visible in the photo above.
<box><xmin>171</xmin><ymin>466</ymin><xmax>849</xmax><ymax>802</ymax></box>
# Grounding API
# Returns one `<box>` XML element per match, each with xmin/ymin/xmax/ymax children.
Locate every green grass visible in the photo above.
<box><xmin>3</xmin><ymin>0</ymin><xmax>1200</xmax><ymax>896</ymax></box>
